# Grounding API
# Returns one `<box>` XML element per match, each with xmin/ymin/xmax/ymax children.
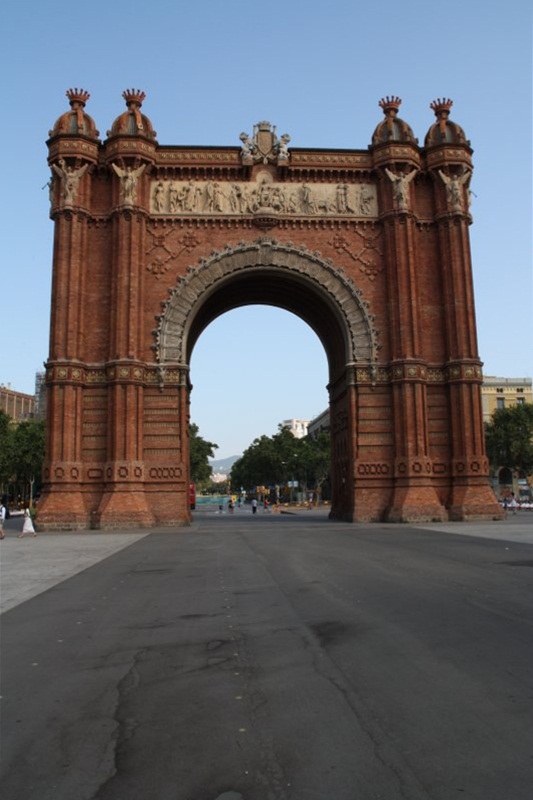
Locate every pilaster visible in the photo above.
<box><xmin>431</xmin><ymin>159</ymin><xmax>501</xmax><ymax>519</ymax></box>
<box><xmin>37</xmin><ymin>368</ymin><xmax>87</xmax><ymax>528</ymax></box>
<box><xmin>378</xmin><ymin>155</ymin><xmax>446</xmax><ymax>521</ymax></box>
<box><xmin>329</xmin><ymin>369</ymin><xmax>356</xmax><ymax>521</ymax></box>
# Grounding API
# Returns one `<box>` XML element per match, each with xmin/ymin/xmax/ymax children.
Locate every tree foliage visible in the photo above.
<box><xmin>484</xmin><ymin>403</ymin><xmax>533</xmax><ymax>476</ymax></box>
<box><xmin>10</xmin><ymin>420</ymin><xmax>46</xmax><ymax>483</ymax></box>
<box><xmin>189</xmin><ymin>423</ymin><xmax>218</xmax><ymax>487</ymax></box>
<box><xmin>0</xmin><ymin>414</ymin><xmax>46</xmax><ymax>500</ymax></box>
<box><xmin>230</xmin><ymin>426</ymin><xmax>330</xmax><ymax>497</ymax></box>
<box><xmin>0</xmin><ymin>410</ymin><xmax>13</xmax><ymax>486</ymax></box>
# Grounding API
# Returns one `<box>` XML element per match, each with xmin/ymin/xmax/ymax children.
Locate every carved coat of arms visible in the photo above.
<box><xmin>240</xmin><ymin>121</ymin><xmax>290</xmax><ymax>165</ymax></box>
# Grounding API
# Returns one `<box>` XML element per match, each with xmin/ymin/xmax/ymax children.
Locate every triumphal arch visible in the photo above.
<box><xmin>37</xmin><ymin>89</ymin><xmax>501</xmax><ymax>529</ymax></box>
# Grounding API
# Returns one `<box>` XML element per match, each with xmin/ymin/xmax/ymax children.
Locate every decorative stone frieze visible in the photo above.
<box><xmin>149</xmin><ymin>178</ymin><xmax>378</xmax><ymax>218</ymax></box>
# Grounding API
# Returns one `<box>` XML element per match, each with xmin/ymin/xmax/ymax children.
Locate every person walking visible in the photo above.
<box><xmin>0</xmin><ymin>501</ymin><xmax>6</xmax><ymax>539</ymax></box>
<box><xmin>18</xmin><ymin>506</ymin><xmax>36</xmax><ymax>538</ymax></box>
<box><xmin>251</xmin><ymin>498</ymin><xmax>258</xmax><ymax>515</ymax></box>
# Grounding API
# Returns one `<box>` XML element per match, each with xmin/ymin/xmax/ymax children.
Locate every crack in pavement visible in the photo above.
<box><xmin>89</xmin><ymin>647</ymin><xmax>146</xmax><ymax>799</ymax></box>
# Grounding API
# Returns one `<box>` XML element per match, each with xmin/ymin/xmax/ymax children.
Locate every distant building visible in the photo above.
<box><xmin>281</xmin><ymin>418</ymin><xmax>310</xmax><ymax>439</ymax></box>
<box><xmin>307</xmin><ymin>409</ymin><xmax>330</xmax><ymax>438</ymax></box>
<box><xmin>481</xmin><ymin>376</ymin><xmax>532</xmax><ymax>423</ymax></box>
<box><xmin>0</xmin><ymin>384</ymin><xmax>35</xmax><ymax>421</ymax></box>
<box><xmin>34</xmin><ymin>371</ymin><xmax>47</xmax><ymax>420</ymax></box>
<box><xmin>481</xmin><ymin>377</ymin><xmax>533</xmax><ymax>501</ymax></box>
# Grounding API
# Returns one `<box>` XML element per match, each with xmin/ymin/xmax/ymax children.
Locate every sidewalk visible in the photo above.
<box><xmin>0</xmin><ymin>519</ymin><xmax>149</xmax><ymax>614</ymax></box>
<box><xmin>413</xmin><ymin>513</ymin><xmax>533</xmax><ymax>545</ymax></box>
<box><xmin>1</xmin><ymin>511</ymin><xmax>531</xmax><ymax>615</ymax></box>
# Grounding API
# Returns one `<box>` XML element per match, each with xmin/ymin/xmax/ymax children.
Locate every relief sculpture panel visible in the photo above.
<box><xmin>150</xmin><ymin>178</ymin><xmax>378</xmax><ymax>218</ymax></box>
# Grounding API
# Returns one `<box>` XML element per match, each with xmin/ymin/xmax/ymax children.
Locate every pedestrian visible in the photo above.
<box><xmin>0</xmin><ymin>501</ymin><xmax>6</xmax><ymax>539</ymax></box>
<box><xmin>228</xmin><ymin>499</ymin><xmax>234</xmax><ymax>513</ymax></box>
<box><xmin>509</xmin><ymin>494</ymin><xmax>518</xmax><ymax>515</ymax></box>
<box><xmin>251</xmin><ymin>498</ymin><xmax>258</xmax><ymax>515</ymax></box>
<box><xmin>18</xmin><ymin>506</ymin><xmax>36</xmax><ymax>538</ymax></box>
<box><xmin>263</xmin><ymin>498</ymin><xmax>269</xmax><ymax>512</ymax></box>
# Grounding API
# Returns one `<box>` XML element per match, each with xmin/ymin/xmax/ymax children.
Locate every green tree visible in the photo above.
<box><xmin>485</xmin><ymin>403</ymin><xmax>533</xmax><ymax>476</ymax></box>
<box><xmin>0</xmin><ymin>410</ymin><xmax>13</xmax><ymax>489</ymax></box>
<box><xmin>189</xmin><ymin>423</ymin><xmax>218</xmax><ymax>487</ymax></box>
<box><xmin>230</xmin><ymin>434</ymin><xmax>280</xmax><ymax>492</ymax></box>
<box><xmin>230</xmin><ymin>426</ymin><xmax>331</xmax><ymax>499</ymax></box>
<box><xmin>9</xmin><ymin>419</ymin><xmax>46</xmax><ymax>501</ymax></box>
<box><xmin>301</xmin><ymin>431</ymin><xmax>331</xmax><ymax>497</ymax></box>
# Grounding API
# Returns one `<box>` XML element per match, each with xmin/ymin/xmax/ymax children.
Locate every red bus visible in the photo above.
<box><xmin>189</xmin><ymin>483</ymin><xmax>196</xmax><ymax>510</ymax></box>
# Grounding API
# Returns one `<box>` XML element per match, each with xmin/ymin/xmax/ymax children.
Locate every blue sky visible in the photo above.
<box><xmin>1</xmin><ymin>0</ymin><xmax>531</xmax><ymax>458</ymax></box>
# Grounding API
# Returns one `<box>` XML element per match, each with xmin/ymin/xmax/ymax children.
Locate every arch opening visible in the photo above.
<box><xmin>156</xmin><ymin>239</ymin><xmax>377</xmax><ymax>386</ymax></box>
<box><xmin>189</xmin><ymin>305</ymin><xmax>330</xmax><ymax>500</ymax></box>
<box><xmin>187</xmin><ymin>269</ymin><xmax>349</xmax><ymax>383</ymax></box>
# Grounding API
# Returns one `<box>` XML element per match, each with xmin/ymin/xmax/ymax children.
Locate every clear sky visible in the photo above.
<box><xmin>1</xmin><ymin>0</ymin><xmax>531</xmax><ymax>458</ymax></box>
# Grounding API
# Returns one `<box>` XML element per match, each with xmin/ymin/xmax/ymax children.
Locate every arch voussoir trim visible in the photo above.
<box><xmin>155</xmin><ymin>238</ymin><xmax>379</xmax><ymax>370</ymax></box>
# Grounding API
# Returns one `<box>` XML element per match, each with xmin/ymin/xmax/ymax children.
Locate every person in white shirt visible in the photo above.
<box><xmin>0</xmin><ymin>503</ymin><xmax>6</xmax><ymax>539</ymax></box>
<box><xmin>18</xmin><ymin>506</ymin><xmax>36</xmax><ymax>538</ymax></box>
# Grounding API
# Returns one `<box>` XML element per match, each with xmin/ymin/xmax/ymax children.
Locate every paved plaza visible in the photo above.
<box><xmin>2</xmin><ymin>508</ymin><xmax>533</xmax><ymax>614</ymax></box>
<box><xmin>1</xmin><ymin>509</ymin><xmax>532</xmax><ymax>800</ymax></box>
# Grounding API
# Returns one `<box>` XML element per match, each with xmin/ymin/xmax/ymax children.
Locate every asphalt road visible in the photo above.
<box><xmin>1</xmin><ymin>512</ymin><xmax>532</xmax><ymax>800</ymax></box>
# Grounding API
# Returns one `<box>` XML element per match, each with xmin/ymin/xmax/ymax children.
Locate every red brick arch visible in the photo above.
<box><xmin>37</xmin><ymin>93</ymin><xmax>502</xmax><ymax>529</ymax></box>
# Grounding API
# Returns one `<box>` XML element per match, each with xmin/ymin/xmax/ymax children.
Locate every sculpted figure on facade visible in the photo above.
<box><xmin>205</xmin><ymin>181</ymin><xmax>214</xmax><ymax>212</ymax></box>
<box><xmin>183</xmin><ymin>180</ymin><xmax>197</xmax><ymax>212</ymax></box>
<box><xmin>301</xmin><ymin>183</ymin><xmax>316</xmax><ymax>214</ymax></box>
<box><xmin>277</xmin><ymin>133</ymin><xmax>291</xmax><ymax>162</ymax></box>
<box><xmin>270</xmin><ymin>186</ymin><xmax>286</xmax><ymax>212</ymax></box>
<box><xmin>168</xmin><ymin>183</ymin><xmax>179</xmax><ymax>212</ymax></box>
<box><xmin>111</xmin><ymin>163</ymin><xmax>146</xmax><ymax>206</ymax></box>
<box><xmin>213</xmin><ymin>182</ymin><xmax>225</xmax><ymax>212</ymax></box>
<box><xmin>438</xmin><ymin>168</ymin><xmax>471</xmax><ymax>213</ymax></box>
<box><xmin>239</xmin><ymin>132</ymin><xmax>255</xmax><ymax>163</ymax></box>
<box><xmin>358</xmin><ymin>184</ymin><xmax>373</xmax><ymax>215</ymax></box>
<box><xmin>52</xmin><ymin>158</ymin><xmax>89</xmax><ymax>206</ymax></box>
<box><xmin>46</xmin><ymin>175</ymin><xmax>55</xmax><ymax>209</ymax></box>
<box><xmin>229</xmin><ymin>183</ymin><xmax>246</xmax><ymax>213</ymax></box>
<box><xmin>287</xmin><ymin>191</ymin><xmax>298</xmax><ymax>213</ymax></box>
<box><xmin>153</xmin><ymin>181</ymin><xmax>166</xmax><ymax>212</ymax></box>
<box><xmin>384</xmin><ymin>167</ymin><xmax>417</xmax><ymax>212</ymax></box>
<box><xmin>335</xmin><ymin>184</ymin><xmax>353</xmax><ymax>214</ymax></box>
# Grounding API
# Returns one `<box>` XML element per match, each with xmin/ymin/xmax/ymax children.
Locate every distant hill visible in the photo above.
<box><xmin>209</xmin><ymin>455</ymin><xmax>241</xmax><ymax>473</ymax></box>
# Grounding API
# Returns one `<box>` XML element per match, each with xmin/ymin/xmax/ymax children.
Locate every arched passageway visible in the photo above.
<box><xmin>157</xmin><ymin>239</ymin><xmax>376</xmax><ymax>521</ymax></box>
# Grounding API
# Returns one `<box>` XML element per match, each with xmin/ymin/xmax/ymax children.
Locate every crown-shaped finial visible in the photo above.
<box><xmin>122</xmin><ymin>89</ymin><xmax>146</xmax><ymax>107</ymax></box>
<box><xmin>379</xmin><ymin>96</ymin><xmax>402</xmax><ymax>114</ymax></box>
<box><xmin>66</xmin><ymin>88</ymin><xmax>90</xmax><ymax>107</ymax></box>
<box><xmin>430</xmin><ymin>98</ymin><xmax>453</xmax><ymax>116</ymax></box>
